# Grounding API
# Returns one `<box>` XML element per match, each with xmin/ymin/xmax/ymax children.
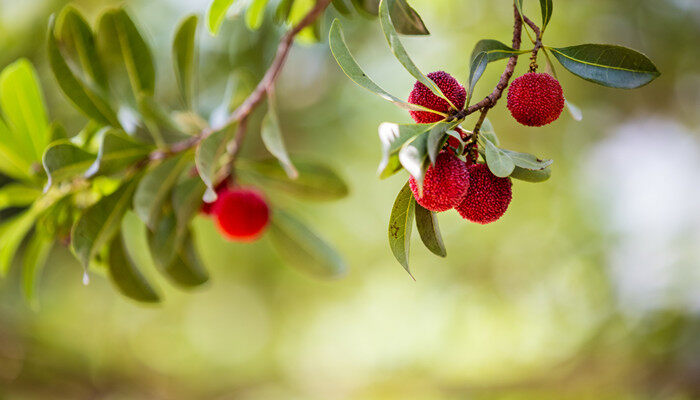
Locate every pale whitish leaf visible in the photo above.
<box><xmin>269</xmin><ymin>210</ymin><xmax>347</xmax><ymax>279</ymax></box>
<box><xmin>133</xmin><ymin>153</ymin><xmax>190</xmax><ymax>229</ymax></box>
<box><xmin>238</xmin><ymin>159</ymin><xmax>348</xmax><ymax>201</ymax></box>
<box><xmin>173</xmin><ymin>15</ymin><xmax>199</xmax><ymax>109</ymax></box>
<box><xmin>510</xmin><ymin>166</ymin><xmax>551</xmax><ymax>183</ymax></box>
<box><xmin>0</xmin><ymin>59</ymin><xmax>51</xmax><ymax>162</ymax></box>
<box><xmin>22</xmin><ymin>232</ymin><xmax>53</xmax><ymax>307</ymax></box>
<box><xmin>47</xmin><ymin>16</ymin><xmax>121</xmax><ymax>127</ymax></box>
<box><xmin>388</xmin><ymin>181</ymin><xmax>415</xmax><ymax>277</ymax></box>
<box><xmin>71</xmin><ymin>176</ymin><xmax>139</xmax><ymax>269</ymax></box>
<box><xmin>0</xmin><ymin>183</ymin><xmax>41</xmax><ymax>210</ymax></box>
<box><xmin>208</xmin><ymin>0</ymin><xmax>236</xmax><ymax>35</ymax></box>
<box><xmin>414</xmin><ymin>203</ymin><xmax>446</xmax><ymax>258</ymax></box>
<box><xmin>261</xmin><ymin>99</ymin><xmax>298</xmax><ymax>179</ymax></box>
<box><xmin>378</xmin><ymin>0</ymin><xmax>454</xmax><ymax>108</ymax></box>
<box><xmin>56</xmin><ymin>5</ymin><xmax>109</xmax><ymax>91</ymax></box>
<box><xmin>399</xmin><ymin>132</ymin><xmax>429</xmax><ymax>189</ymax></box>
<box><xmin>378</xmin><ymin>122</ymin><xmax>432</xmax><ymax>178</ymax></box>
<box><xmin>0</xmin><ymin>207</ymin><xmax>39</xmax><ymax>276</ymax></box>
<box><xmin>42</xmin><ymin>141</ymin><xmax>96</xmax><ymax>192</ymax></box>
<box><xmin>328</xmin><ymin>21</ymin><xmax>438</xmax><ymax>114</ymax></box>
<box><xmin>195</xmin><ymin>126</ymin><xmax>234</xmax><ymax>201</ymax></box>
<box><xmin>85</xmin><ymin>129</ymin><xmax>153</xmax><ymax>177</ymax></box>
<box><xmin>549</xmin><ymin>44</ymin><xmax>660</xmax><ymax>89</ymax></box>
<box><xmin>481</xmin><ymin>137</ymin><xmax>515</xmax><ymax>178</ymax></box>
<box><xmin>97</xmin><ymin>8</ymin><xmax>156</xmax><ymax>97</ymax></box>
<box><xmin>502</xmin><ymin>149</ymin><xmax>553</xmax><ymax>171</ymax></box>
<box><xmin>565</xmin><ymin>99</ymin><xmax>583</xmax><ymax>121</ymax></box>
<box><xmin>108</xmin><ymin>233</ymin><xmax>160</xmax><ymax>303</ymax></box>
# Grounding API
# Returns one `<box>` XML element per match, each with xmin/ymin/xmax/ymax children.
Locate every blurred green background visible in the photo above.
<box><xmin>1</xmin><ymin>0</ymin><xmax>699</xmax><ymax>398</ymax></box>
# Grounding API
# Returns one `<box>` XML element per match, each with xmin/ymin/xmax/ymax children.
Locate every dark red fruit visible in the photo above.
<box><xmin>408</xmin><ymin>71</ymin><xmax>466</xmax><ymax>124</ymax></box>
<box><xmin>409</xmin><ymin>151</ymin><xmax>469</xmax><ymax>212</ymax></box>
<box><xmin>456</xmin><ymin>163</ymin><xmax>512</xmax><ymax>224</ymax></box>
<box><xmin>214</xmin><ymin>188</ymin><xmax>270</xmax><ymax>242</ymax></box>
<box><xmin>507</xmin><ymin>72</ymin><xmax>565</xmax><ymax>127</ymax></box>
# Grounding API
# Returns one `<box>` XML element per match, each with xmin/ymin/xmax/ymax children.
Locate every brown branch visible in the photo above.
<box><xmin>149</xmin><ymin>0</ymin><xmax>332</xmax><ymax>162</ymax></box>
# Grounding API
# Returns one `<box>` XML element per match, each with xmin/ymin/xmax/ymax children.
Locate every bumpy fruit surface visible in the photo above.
<box><xmin>409</xmin><ymin>151</ymin><xmax>469</xmax><ymax>212</ymax></box>
<box><xmin>408</xmin><ymin>71</ymin><xmax>466</xmax><ymax>124</ymax></box>
<box><xmin>507</xmin><ymin>72</ymin><xmax>565</xmax><ymax>127</ymax></box>
<box><xmin>214</xmin><ymin>188</ymin><xmax>270</xmax><ymax>242</ymax></box>
<box><xmin>456</xmin><ymin>163</ymin><xmax>512</xmax><ymax>224</ymax></box>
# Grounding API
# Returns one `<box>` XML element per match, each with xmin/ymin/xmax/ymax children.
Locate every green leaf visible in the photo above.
<box><xmin>207</xmin><ymin>0</ymin><xmax>236</xmax><ymax>35</ymax></box>
<box><xmin>399</xmin><ymin>132</ymin><xmax>429</xmax><ymax>188</ymax></box>
<box><xmin>0</xmin><ymin>207</ymin><xmax>39</xmax><ymax>276</ymax></box>
<box><xmin>137</xmin><ymin>95</ymin><xmax>192</xmax><ymax>146</ymax></box>
<box><xmin>549</xmin><ymin>44</ymin><xmax>660</xmax><ymax>89</ymax></box>
<box><xmin>510</xmin><ymin>165</ymin><xmax>551</xmax><ymax>183</ymax></box>
<box><xmin>467</xmin><ymin>40</ymin><xmax>526</xmax><ymax>102</ymax></box>
<box><xmin>540</xmin><ymin>0</ymin><xmax>553</xmax><ymax>30</ymax></box>
<box><xmin>388</xmin><ymin>181</ymin><xmax>415</xmax><ymax>277</ymax></box>
<box><xmin>565</xmin><ymin>99</ymin><xmax>583</xmax><ymax>121</ymax></box>
<box><xmin>275</xmin><ymin>0</ymin><xmax>296</xmax><ymax>22</ymax></box>
<box><xmin>42</xmin><ymin>141</ymin><xmax>96</xmax><ymax>191</ymax></box>
<box><xmin>97</xmin><ymin>8</ymin><xmax>156</xmax><ymax>97</ymax></box>
<box><xmin>328</xmin><ymin>20</ymin><xmax>437</xmax><ymax>114</ymax></box>
<box><xmin>480</xmin><ymin>118</ymin><xmax>499</xmax><ymax>146</ymax></box>
<box><xmin>0</xmin><ymin>183</ymin><xmax>41</xmax><ymax>210</ymax></box>
<box><xmin>0</xmin><ymin>59</ymin><xmax>51</xmax><ymax>162</ymax></box>
<box><xmin>56</xmin><ymin>5</ymin><xmax>109</xmax><ymax>91</ymax></box>
<box><xmin>148</xmin><ymin>210</ymin><xmax>180</xmax><ymax>272</ymax></box>
<box><xmin>332</xmin><ymin>0</ymin><xmax>352</xmax><ymax>15</ymax></box>
<box><xmin>246</xmin><ymin>0</ymin><xmax>270</xmax><ymax>30</ymax></box>
<box><xmin>108</xmin><ymin>234</ymin><xmax>160</xmax><ymax>303</ymax></box>
<box><xmin>387</xmin><ymin>0</ymin><xmax>429</xmax><ymax>35</ymax></box>
<box><xmin>238</xmin><ymin>159</ymin><xmax>348</xmax><ymax>201</ymax></box>
<box><xmin>172</xmin><ymin>176</ymin><xmax>206</xmax><ymax>229</ymax></box>
<box><xmin>414</xmin><ymin>203</ymin><xmax>446</xmax><ymax>258</ymax></box>
<box><xmin>481</xmin><ymin>137</ymin><xmax>515</xmax><ymax>178</ymax></box>
<box><xmin>22</xmin><ymin>232</ymin><xmax>53</xmax><ymax>308</ymax></box>
<box><xmin>377</xmin><ymin>122</ymin><xmax>439</xmax><ymax>179</ymax></box>
<box><xmin>378</xmin><ymin>0</ymin><xmax>454</xmax><ymax>108</ymax></box>
<box><xmin>85</xmin><ymin>129</ymin><xmax>153</xmax><ymax>177</ymax></box>
<box><xmin>71</xmin><ymin>176</ymin><xmax>139</xmax><ymax>269</ymax></box>
<box><xmin>269</xmin><ymin>210</ymin><xmax>347</xmax><ymax>279</ymax></box>
<box><xmin>195</xmin><ymin>127</ymin><xmax>234</xmax><ymax>202</ymax></box>
<box><xmin>0</xmin><ymin>119</ymin><xmax>34</xmax><ymax>181</ymax></box>
<box><xmin>261</xmin><ymin>98</ymin><xmax>298</xmax><ymax>179</ymax></box>
<box><xmin>426</xmin><ymin>120</ymin><xmax>460</xmax><ymax>165</ymax></box>
<box><xmin>133</xmin><ymin>153</ymin><xmax>191</xmax><ymax>229</ymax></box>
<box><xmin>49</xmin><ymin>121</ymin><xmax>69</xmax><ymax>141</ymax></box>
<box><xmin>502</xmin><ymin>149</ymin><xmax>553</xmax><ymax>171</ymax></box>
<box><xmin>164</xmin><ymin>231</ymin><xmax>209</xmax><ymax>288</ymax></box>
<box><xmin>47</xmin><ymin>16</ymin><xmax>121</xmax><ymax>127</ymax></box>
<box><xmin>173</xmin><ymin>15</ymin><xmax>199</xmax><ymax>109</ymax></box>
<box><xmin>351</xmin><ymin>0</ymin><xmax>379</xmax><ymax>15</ymax></box>
<box><xmin>149</xmin><ymin>212</ymin><xmax>208</xmax><ymax>288</ymax></box>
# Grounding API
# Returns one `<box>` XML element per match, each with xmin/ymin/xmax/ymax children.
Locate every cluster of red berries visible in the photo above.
<box><xmin>201</xmin><ymin>184</ymin><xmax>270</xmax><ymax>242</ymax></box>
<box><xmin>405</xmin><ymin>70</ymin><xmax>564</xmax><ymax>223</ymax></box>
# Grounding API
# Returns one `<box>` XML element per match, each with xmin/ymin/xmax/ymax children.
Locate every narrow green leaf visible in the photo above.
<box><xmin>539</xmin><ymin>0</ymin><xmax>553</xmax><ymax>30</ymax></box>
<box><xmin>148</xmin><ymin>210</ymin><xmax>180</xmax><ymax>271</ymax></box>
<box><xmin>332</xmin><ymin>0</ymin><xmax>352</xmax><ymax>15</ymax></box>
<box><xmin>22</xmin><ymin>232</ymin><xmax>53</xmax><ymax>307</ymax></box>
<box><xmin>328</xmin><ymin>20</ymin><xmax>438</xmax><ymax>113</ymax></box>
<box><xmin>269</xmin><ymin>210</ymin><xmax>347</xmax><ymax>279</ymax></box>
<box><xmin>133</xmin><ymin>153</ymin><xmax>190</xmax><ymax>229</ymax></box>
<box><xmin>163</xmin><ymin>231</ymin><xmax>209</xmax><ymax>287</ymax></box>
<box><xmin>426</xmin><ymin>120</ymin><xmax>460</xmax><ymax>165</ymax></box>
<box><xmin>195</xmin><ymin>127</ymin><xmax>234</xmax><ymax>202</ymax></box>
<box><xmin>56</xmin><ymin>5</ymin><xmax>109</xmax><ymax>91</ymax></box>
<box><xmin>414</xmin><ymin>203</ymin><xmax>446</xmax><ymax>257</ymax></box>
<box><xmin>388</xmin><ymin>181</ymin><xmax>415</xmax><ymax>277</ymax></box>
<box><xmin>47</xmin><ymin>16</ymin><xmax>121</xmax><ymax>127</ymax></box>
<box><xmin>510</xmin><ymin>165</ymin><xmax>551</xmax><ymax>183</ymax></box>
<box><xmin>549</xmin><ymin>44</ymin><xmax>660</xmax><ymax>89</ymax></box>
<box><xmin>0</xmin><ymin>119</ymin><xmax>33</xmax><ymax>180</ymax></box>
<box><xmin>275</xmin><ymin>0</ymin><xmax>296</xmax><ymax>22</ymax></box>
<box><xmin>207</xmin><ymin>0</ymin><xmax>236</xmax><ymax>35</ymax></box>
<box><xmin>97</xmin><ymin>8</ymin><xmax>156</xmax><ymax>97</ymax></box>
<box><xmin>261</xmin><ymin>99</ymin><xmax>298</xmax><ymax>179</ymax></box>
<box><xmin>467</xmin><ymin>40</ymin><xmax>526</xmax><ymax>102</ymax></box>
<box><xmin>71</xmin><ymin>176</ymin><xmax>139</xmax><ymax>269</ymax></box>
<box><xmin>173</xmin><ymin>15</ymin><xmax>199</xmax><ymax>109</ymax></box>
<box><xmin>388</xmin><ymin>0</ymin><xmax>429</xmax><ymax>35</ymax></box>
<box><xmin>481</xmin><ymin>137</ymin><xmax>515</xmax><ymax>178</ymax></box>
<box><xmin>42</xmin><ymin>141</ymin><xmax>96</xmax><ymax>191</ymax></box>
<box><xmin>0</xmin><ymin>59</ymin><xmax>51</xmax><ymax>162</ymax></box>
<box><xmin>85</xmin><ymin>129</ymin><xmax>153</xmax><ymax>177</ymax></box>
<box><xmin>0</xmin><ymin>183</ymin><xmax>41</xmax><ymax>210</ymax></box>
<box><xmin>351</xmin><ymin>0</ymin><xmax>379</xmax><ymax>15</ymax></box>
<box><xmin>0</xmin><ymin>207</ymin><xmax>39</xmax><ymax>276</ymax></box>
<box><xmin>246</xmin><ymin>0</ymin><xmax>270</xmax><ymax>30</ymax></box>
<box><xmin>502</xmin><ymin>149</ymin><xmax>553</xmax><ymax>171</ymax></box>
<box><xmin>238</xmin><ymin>159</ymin><xmax>348</xmax><ymax>201</ymax></box>
<box><xmin>108</xmin><ymin>234</ymin><xmax>160</xmax><ymax>303</ymax></box>
<box><xmin>480</xmin><ymin>117</ymin><xmax>499</xmax><ymax>146</ymax></box>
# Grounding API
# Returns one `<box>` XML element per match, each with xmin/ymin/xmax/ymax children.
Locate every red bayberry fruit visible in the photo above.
<box><xmin>409</xmin><ymin>151</ymin><xmax>469</xmax><ymax>212</ymax></box>
<box><xmin>408</xmin><ymin>71</ymin><xmax>467</xmax><ymax>124</ymax></box>
<box><xmin>213</xmin><ymin>188</ymin><xmax>270</xmax><ymax>242</ymax></box>
<box><xmin>506</xmin><ymin>72</ymin><xmax>565</xmax><ymax>127</ymax></box>
<box><xmin>456</xmin><ymin>163</ymin><xmax>512</xmax><ymax>224</ymax></box>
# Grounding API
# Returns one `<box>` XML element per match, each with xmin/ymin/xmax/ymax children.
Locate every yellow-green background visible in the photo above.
<box><xmin>1</xmin><ymin>0</ymin><xmax>699</xmax><ymax>398</ymax></box>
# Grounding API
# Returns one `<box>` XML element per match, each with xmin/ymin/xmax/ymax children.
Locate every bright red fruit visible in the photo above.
<box><xmin>456</xmin><ymin>163</ymin><xmax>512</xmax><ymax>224</ymax></box>
<box><xmin>409</xmin><ymin>151</ymin><xmax>469</xmax><ymax>212</ymax></box>
<box><xmin>506</xmin><ymin>72</ymin><xmax>565</xmax><ymax>127</ymax></box>
<box><xmin>408</xmin><ymin>71</ymin><xmax>466</xmax><ymax>124</ymax></box>
<box><xmin>213</xmin><ymin>188</ymin><xmax>270</xmax><ymax>242</ymax></box>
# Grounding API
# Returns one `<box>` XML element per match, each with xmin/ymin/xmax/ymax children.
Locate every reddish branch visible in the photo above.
<box><xmin>150</xmin><ymin>0</ymin><xmax>333</xmax><ymax>161</ymax></box>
